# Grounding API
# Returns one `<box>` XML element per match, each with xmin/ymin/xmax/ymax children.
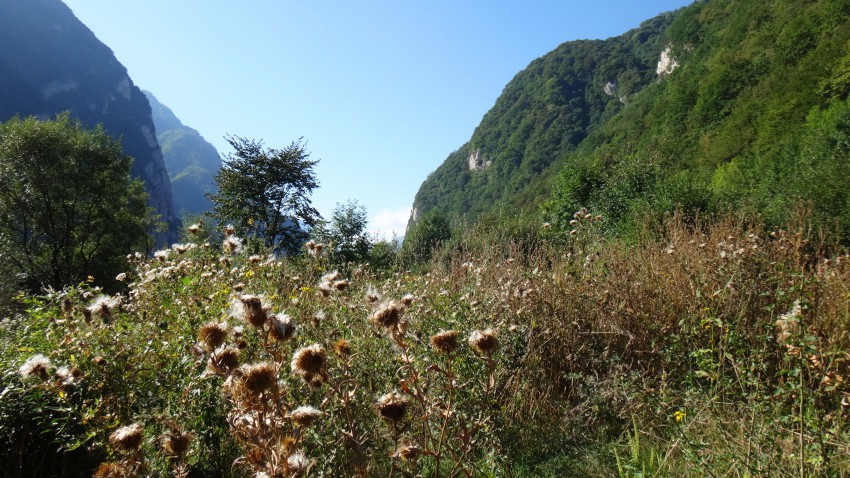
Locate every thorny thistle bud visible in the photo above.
<box><xmin>109</xmin><ymin>423</ymin><xmax>144</xmax><ymax>452</ymax></box>
<box><xmin>469</xmin><ymin>329</ymin><xmax>499</xmax><ymax>356</ymax></box>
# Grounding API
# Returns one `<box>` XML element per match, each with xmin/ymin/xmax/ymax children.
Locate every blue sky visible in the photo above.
<box><xmin>61</xmin><ymin>0</ymin><xmax>693</xmax><ymax>239</ymax></box>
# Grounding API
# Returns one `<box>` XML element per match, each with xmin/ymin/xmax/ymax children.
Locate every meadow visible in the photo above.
<box><xmin>1</xmin><ymin>209</ymin><xmax>849</xmax><ymax>477</ymax></box>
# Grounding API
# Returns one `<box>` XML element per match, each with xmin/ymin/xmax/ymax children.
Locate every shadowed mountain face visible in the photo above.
<box><xmin>0</xmin><ymin>0</ymin><xmax>179</xmax><ymax>243</ymax></box>
<box><xmin>144</xmin><ymin>91</ymin><xmax>221</xmax><ymax>217</ymax></box>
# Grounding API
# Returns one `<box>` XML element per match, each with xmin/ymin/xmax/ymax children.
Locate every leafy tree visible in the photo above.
<box><xmin>311</xmin><ymin>200</ymin><xmax>371</xmax><ymax>264</ymax></box>
<box><xmin>0</xmin><ymin>113</ymin><xmax>151</xmax><ymax>291</ymax></box>
<box><xmin>208</xmin><ymin>136</ymin><xmax>319</xmax><ymax>254</ymax></box>
<box><xmin>400</xmin><ymin>210</ymin><xmax>452</xmax><ymax>264</ymax></box>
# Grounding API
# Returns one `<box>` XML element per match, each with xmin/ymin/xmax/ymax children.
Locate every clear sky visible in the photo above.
<box><xmin>61</xmin><ymin>0</ymin><xmax>693</xmax><ymax>239</ymax></box>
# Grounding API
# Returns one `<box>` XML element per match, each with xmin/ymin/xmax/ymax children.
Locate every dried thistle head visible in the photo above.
<box><xmin>19</xmin><ymin>354</ymin><xmax>51</xmax><ymax>380</ymax></box>
<box><xmin>241</xmin><ymin>362</ymin><xmax>279</xmax><ymax>397</ymax></box>
<box><xmin>222</xmin><ymin>236</ymin><xmax>243</xmax><ymax>254</ymax></box>
<box><xmin>287</xmin><ymin>451</ymin><xmax>313</xmax><ymax>476</ymax></box>
<box><xmin>187</xmin><ymin>223</ymin><xmax>201</xmax><ymax>235</ymax></box>
<box><xmin>400</xmin><ymin>293</ymin><xmax>416</xmax><ymax>307</ymax></box>
<box><xmin>109</xmin><ymin>423</ymin><xmax>144</xmax><ymax>451</ymax></box>
<box><xmin>55</xmin><ymin>365</ymin><xmax>83</xmax><ymax>388</ymax></box>
<box><xmin>376</xmin><ymin>391</ymin><xmax>409</xmax><ymax>422</ymax></box>
<box><xmin>208</xmin><ymin>347</ymin><xmax>240</xmax><ymax>375</ymax></box>
<box><xmin>288</xmin><ymin>405</ymin><xmax>323</xmax><ymax>427</ymax></box>
<box><xmin>430</xmin><ymin>330</ymin><xmax>460</xmax><ymax>354</ymax></box>
<box><xmin>159</xmin><ymin>428</ymin><xmax>194</xmax><ymax>457</ymax></box>
<box><xmin>305</xmin><ymin>240</ymin><xmax>325</xmax><ymax>257</ymax></box>
<box><xmin>333</xmin><ymin>338</ymin><xmax>352</xmax><ymax>358</ymax></box>
<box><xmin>469</xmin><ymin>329</ymin><xmax>498</xmax><ymax>356</ymax></box>
<box><xmin>93</xmin><ymin>462</ymin><xmax>129</xmax><ymax>478</ymax></box>
<box><xmin>87</xmin><ymin>295</ymin><xmax>118</xmax><ymax>322</ymax></box>
<box><xmin>365</xmin><ymin>286</ymin><xmax>381</xmax><ymax>305</ymax></box>
<box><xmin>291</xmin><ymin>344</ymin><xmax>326</xmax><ymax>378</ymax></box>
<box><xmin>370</xmin><ymin>300</ymin><xmax>404</xmax><ymax>329</ymax></box>
<box><xmin>267</xmin><ymin>314</ymin><xmax>296</xmax><ymax>342</ymax></box>
<box><xmin>235</xmin><ymin>295</ymin><xmax>268</xmax><ymax>328</ymax></box>
<box><xmin>198</xmin><ymin>322</ymin><xmax>228</xmax><ymax>351</ymax></box>
<box><xmin>61</xmin><ymin>297</ymin><xmax>73</xmax><ymax>315</ymax></box>
<box><xmin>393</xmin><ymin>443</ymin><xmax>422</xmax><ymax>461</ymax></box>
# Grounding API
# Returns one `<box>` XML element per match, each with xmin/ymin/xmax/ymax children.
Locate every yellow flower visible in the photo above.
<box><xmin>244</xmin><ymin>270</ymin><xmax>254</xmax><ymax>278</ymax></box>
<box><xmin>674</xmin><ymin>410</ymin><xmax>686</xmax><ymax>422</ymax></box>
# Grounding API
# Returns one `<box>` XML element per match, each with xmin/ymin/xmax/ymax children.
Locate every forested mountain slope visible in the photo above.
<box><xmin>145</xmin><ymin>91</ymin><xmax>221</xmax><ymax>216</ymax></box>
<box><xmin>412</xmin><ymin>12</ymin><xmax>677</xmax><ymax>223</ymax></box>
<box><xmin>413</xmin><ymin>0</ymin><xmax>850</xmax><ymax>238</ymax></box>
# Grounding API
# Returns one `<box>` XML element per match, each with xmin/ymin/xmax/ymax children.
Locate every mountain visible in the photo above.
<box><xmin>0</xmin><ymin>0</ymin><xmax>179</xmax><ymax>243</ymax></box>
<box><xmin>144</xmin><ymin>91</ymin><xmax>221</xmax><ymax>217</ymax></box>
<box><xmin>412</xmin><ymin>0</ymin><xmax>850</xmax><ymax>238</ymax></box>
<box><xmin>411</xmin><ymin>12</ymin><xmax>677</xmax><ymax>223</ymax></box>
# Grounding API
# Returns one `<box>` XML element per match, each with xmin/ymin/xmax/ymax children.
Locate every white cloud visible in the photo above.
<box><xmin>369</xmin><ymin>206</ymin><xmax>411</xmax><ymax>241</ymax></box>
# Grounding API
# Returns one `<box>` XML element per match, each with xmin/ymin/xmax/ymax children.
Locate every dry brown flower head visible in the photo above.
<box><xmin>109</xmin><ymin>422</ymin><xmax>144</xmax><ymax>451</ymax></box>
<box><xmin>430</xmin><ymin>330</ymin><xmax>460</xmax><ymax>354</ymax></box>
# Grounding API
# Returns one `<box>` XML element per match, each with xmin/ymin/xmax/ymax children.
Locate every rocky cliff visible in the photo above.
<box><xmin>0</xmin><ymin>0</ymin><xmax>179</xmax><ymax>243</ymax></box>
<box><xmin>144</xmin><ymin>91</ymin><xmax>221</xmax><ymax>217</ymax></box>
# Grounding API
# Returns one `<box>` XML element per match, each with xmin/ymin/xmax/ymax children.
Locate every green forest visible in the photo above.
<box><xmin>413</xmin><ymin>0</ymin><xmax>850</xmax><ymax>241</ymax></box>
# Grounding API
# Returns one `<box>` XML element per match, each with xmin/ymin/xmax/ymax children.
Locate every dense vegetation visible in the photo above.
<box><xmin>3</xmin><ymin>0</ymin><xmax>850</xmax><ymax>476</ymax></box>
<box><xmin>1</xmin><ymin>210</ymin><xmax>848</xmax><ymax>476</ymax></box>
<box><xmin>414</xmin><ymin>0</ymin><xmax>850</xmax><ymax>242</ymax></box>
<box><xmin>0</xmin><ymin>114</ymin><xmax>151</xmax><ymax>295</ymax></box>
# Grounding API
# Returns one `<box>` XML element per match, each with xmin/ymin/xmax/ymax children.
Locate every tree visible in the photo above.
<box><xmin>400</xmin><ymin>210</ymin><xmax>452</xmax><ymax>264</ymax></box>
<box><xmin>0</xmin><ymin>113</ymin><xmax>151</xmax><ymax>291</ymax></box>
<box><xmin>311</xmin><ymin>200</ymin><xmax>371</xmax><ymax>264</ymax></box>
<box><xmin>208</xmin><ymin>136</ymin><xmax>319</xmax><ymax>254</ymax></box>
